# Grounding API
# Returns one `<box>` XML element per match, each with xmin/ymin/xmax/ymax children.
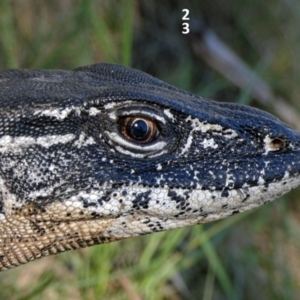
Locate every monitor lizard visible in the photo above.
<box><xmin>0</xmin><ymin>63</ymin><xmax>299</xmax><ymax>271</ymax></box>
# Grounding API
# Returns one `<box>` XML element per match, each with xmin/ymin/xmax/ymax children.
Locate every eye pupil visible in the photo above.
<box><xmin>131</xmin><ymin>119</ymin><xmax>149</xmax><ymax>139</ymax></box>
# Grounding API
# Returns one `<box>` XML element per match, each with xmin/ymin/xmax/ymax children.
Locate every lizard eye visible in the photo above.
<box><xmin>118</xmin><ymin>116</ymin><xmax>159</xmax><ymax>143</ymax></box>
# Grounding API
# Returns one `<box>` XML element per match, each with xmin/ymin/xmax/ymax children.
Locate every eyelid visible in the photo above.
<box><xmin>105</xmin><ymin>131</ymin><xmax>167</xmax><ymax>157</ymax></box>
<box><xmin>117</xmin><ymin>110</ymin><xmax>166</xmax><ymax>124</ymax></box>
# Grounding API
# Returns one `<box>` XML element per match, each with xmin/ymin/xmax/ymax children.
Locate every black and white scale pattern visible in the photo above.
<box><xmin>0</xmin><ymin>63</ymin><xmax>300</xmax><ymax>270</ymax></box>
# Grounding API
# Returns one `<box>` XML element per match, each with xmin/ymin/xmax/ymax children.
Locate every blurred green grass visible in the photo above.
<box><xmin>1</xmin><ymin>0</ymin><xmax>300</xmax><ymax>299</ymax></box>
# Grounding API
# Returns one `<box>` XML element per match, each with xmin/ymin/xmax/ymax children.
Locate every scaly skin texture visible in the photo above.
<box><xmin>0</xmin><ymin>63</ymin><xmax>299</xmax><ymax>271</ymax></box>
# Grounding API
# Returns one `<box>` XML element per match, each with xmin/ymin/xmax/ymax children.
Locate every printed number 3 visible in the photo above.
<box><xmin>182</xmin><ymin>9</ymin><xmax>190</xmax><ymax>34</ymax></box>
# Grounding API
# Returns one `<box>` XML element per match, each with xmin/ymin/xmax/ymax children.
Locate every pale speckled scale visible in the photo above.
<box><xmin>0</xmin><ymin>63</ymin><xmax>300</xmax><ymax>271</ymax></box>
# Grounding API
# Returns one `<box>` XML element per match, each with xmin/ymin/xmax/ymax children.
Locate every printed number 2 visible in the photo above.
<box><xmin>182</xmin><ymin>9</ymin><xmax>190</xmax><ymax>20</ymax></box>
<box><xmin>182</xmin><ymin>9</ymin><xmax>190</xmax><ymax>34</ymax></box>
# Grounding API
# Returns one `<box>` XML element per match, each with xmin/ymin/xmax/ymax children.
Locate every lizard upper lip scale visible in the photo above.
<box><xmin>0</xmin><ymin>63</ymin><xmax>299</xmax><ymax>270</ymax></box>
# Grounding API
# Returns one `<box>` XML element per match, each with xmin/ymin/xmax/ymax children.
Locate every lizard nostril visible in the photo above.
<box><xmin>264</xmin><ymin>136</ymin><xmax>287</xmax><ymax>154</ymax></box>
<box><xmin>268</xmin><ymin>138</ymin><xmax>286</xmax><ymax>150</ymax></box>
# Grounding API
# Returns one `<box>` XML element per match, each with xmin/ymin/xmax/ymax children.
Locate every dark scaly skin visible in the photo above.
<box><xmin>0</xmin><ymin>63</ymin><xmax>299</xmax><ymax>271</ymax></box>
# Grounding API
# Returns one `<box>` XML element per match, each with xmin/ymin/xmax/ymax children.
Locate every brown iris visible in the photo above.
<box><xmin>118</xmin><ymin>116</ymin><xmax>159</xmax><ymax>143</ymax></box>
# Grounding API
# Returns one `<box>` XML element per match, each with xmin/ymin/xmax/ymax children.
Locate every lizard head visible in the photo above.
<box><xmin>0</xmin><ymin>63</ymin><xmax>299</xmax><ymax>270</ymax></box>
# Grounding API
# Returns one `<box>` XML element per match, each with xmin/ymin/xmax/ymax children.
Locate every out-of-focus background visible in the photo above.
<box><xmin>1</xmin><ymin>0</ymin><xmax>300</xmax><ymax>299</ymax></box>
